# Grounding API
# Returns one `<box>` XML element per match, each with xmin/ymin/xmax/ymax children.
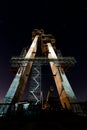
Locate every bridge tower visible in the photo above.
<box><xmin>0</xmin><ymin>29</ymin><xmax>82</xmax><ymax>116</ymax></box>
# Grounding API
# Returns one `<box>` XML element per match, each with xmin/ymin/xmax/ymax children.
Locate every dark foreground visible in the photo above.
<box><xmin>0</xmin><ymin>110</ymin><xmax>87</xmax><ymax>130</ymax></box>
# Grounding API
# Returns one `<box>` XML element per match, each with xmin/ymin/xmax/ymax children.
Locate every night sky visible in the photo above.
<box><xmin>0</xmin><ymin>0</ymin><xmax>87</xmax><ymax>103</ymax></box>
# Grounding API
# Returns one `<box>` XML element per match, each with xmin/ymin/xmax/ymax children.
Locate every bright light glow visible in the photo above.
<box><xmin>25</xmin><ymin>35</ymin><xmax>39</xmax><ymax>58</ymax></box>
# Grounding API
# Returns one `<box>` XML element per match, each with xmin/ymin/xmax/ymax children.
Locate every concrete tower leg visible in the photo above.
<box><xmin>0</xmin><ymin>35</ymin><xmax>39</xmax><ymax>116</ymax></box>
<box><xmin>47</xmin><ymin>43</ymin><xmax>82</xmax><ymax>112</ymax></box>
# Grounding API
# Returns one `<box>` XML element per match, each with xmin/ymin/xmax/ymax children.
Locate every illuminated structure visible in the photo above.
<box><xmin>0</xmin><ymin>29</ymin><xmax>82</xmax><ymax>116</ymax></box>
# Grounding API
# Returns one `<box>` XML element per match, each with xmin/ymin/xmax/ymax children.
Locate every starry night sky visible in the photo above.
<box><xmin>0</xmin><ymin>0</ymin><xmax>87</xmax><ymax>102</ymax></box>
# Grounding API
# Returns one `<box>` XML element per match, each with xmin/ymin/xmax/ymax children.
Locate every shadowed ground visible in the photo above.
<box><xmin>0</xmin><ymin>110</ymin><xmax>87</xmax><ymax>130</ymax></box>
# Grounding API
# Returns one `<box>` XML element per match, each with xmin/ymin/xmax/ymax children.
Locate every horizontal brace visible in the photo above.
<box><xmin>11</xmin><ymin>56</ymin><xmax>76</xmax><ymax>63</ymax></box>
